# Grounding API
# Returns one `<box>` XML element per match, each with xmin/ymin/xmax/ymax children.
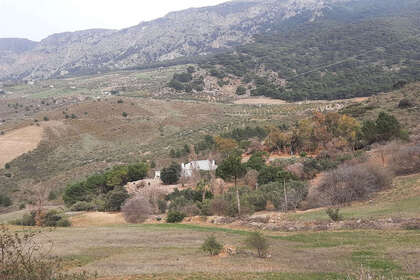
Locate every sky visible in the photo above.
<box><xmin>0</xmin><ymin>0</ymin><xmax>228</xmax><ymax>41</ymax></box>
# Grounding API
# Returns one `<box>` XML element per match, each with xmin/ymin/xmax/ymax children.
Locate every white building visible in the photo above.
<box><xmin>181</xmin><ymin>160</ymin><xmax>217</xmax><ymax>177</ymax></box>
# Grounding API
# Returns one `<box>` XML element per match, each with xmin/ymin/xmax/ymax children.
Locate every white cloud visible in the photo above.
<box><xmin>0</xmin><ymin>0</ymin><xmax>227</xmax><ymax>41</ymax></box>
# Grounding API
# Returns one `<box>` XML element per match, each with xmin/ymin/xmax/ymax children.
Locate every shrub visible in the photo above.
<box><xmin>4</xmin><ymin>163</ymin><xmax>10</xmax><ymax>169</ymax></box>
<box><xmin>316</xmin><ymin>162</ymin><xmax>392</xmax><ymax>206</ymax></box>
<box><xmin>201</xmin><ymin>235</ymin><xmax>223</xmax><ymax>256</ymax></box>
<box><xmin>166</xmin><ymin>211</ymin><xmax>186</xmax><ymax>223</ymax></box>
<box><xmin>121</xmin><ymin>195</ymin><xmax>153</xmax><ymax>223</ymax></box>
<box><xmin>236</xmin><ymin>86</ymin><xmax>247</xmax><ymax>95</ymax></box>
<box><xmin>56</xmin><ymin>218</ymin><xmax>71</xmax><ymax>227</ymax></box>
<box><xmin>245</xmin><ymin>231</ymin><xmax>270</xmax><ymax>258</ymax></box>
<box><xmin>326</xmin><ymin>208</ymin><xmax>342</xmax><ymax>221</ymax></box>
<box><xmin>398</xmin><ymin>98</ymin><xmax>414</xmax><ymax>108</ymax></box>
<box><xmin>122</xmin><ymin>112</ymin><xmax>128</xmax><ymax>117</ymax></box>
<box><xmin>70</xmin><ymin>201</ymin><xmax>96</xmax><ymax>211</ymax></box>
<box><xmin>105</xmin><ymin>187</ymin><xmax>129</xmax><ymax>211</ymax></box>
<box><xmin>0</xmin><ymin>194</ymin><xmax>12</xmax><ymax>207</ymax></box>
<box><xmin>158</xmin><ymin>200</ymin><xmax>167</xmax><ymax>213</ymax></box>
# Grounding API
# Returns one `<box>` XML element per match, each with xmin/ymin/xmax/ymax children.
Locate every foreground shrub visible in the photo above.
<box><xmin>166</xmin><ymin>211</ymin><xmax>186</xmax><ymax>223</ymax></box>
<box><xmin>245</xmin><ymin>231</ymin><xmax>270</xmax><ymax>258</ymax></box>
<box><xmin>121</xmin><ymin>195</ymin><xmax>152</xmax><ymax>223</ymax></box>
<box><xmin>201</xmin><ymin>235</ymin><xmax>223</xmax><ymax>256</ymax></box>
<box><xmin>0</xmin><ymin>226</ymin><xmax>89</xmax><ymax>280</ymax></box>
<box><xmin>326</xmin><ymin>208</ymin><xmax>343</xmax><ymax>221</ymax></box>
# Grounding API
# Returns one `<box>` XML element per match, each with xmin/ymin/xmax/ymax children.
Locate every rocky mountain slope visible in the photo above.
<box><xmin>0</xmin><ymin>0</ymin><xmax>350</xmax><ymax>81</ymax></box>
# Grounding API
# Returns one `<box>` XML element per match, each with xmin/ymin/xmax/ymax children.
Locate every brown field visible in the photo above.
<box><xmin>234</xmin><ymin>97</ymin><xmax>288</xmax><ymax>105</ymax></box>
<box><xmin>0</xmin><ymin>125</ymin><xmax>43</xmax><ymax>168</ymax></box>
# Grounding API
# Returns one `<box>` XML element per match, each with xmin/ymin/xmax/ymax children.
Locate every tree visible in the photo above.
<box><xmin>127</xmin><ymin>163</ymin><xmax>148</xmax><ymax>181</ymax></box>
<box><xmin>245</xmin><ymin>231</ymin><xmax>270</xmax><ymax>258</ymax></box>
<box><xmin>236</xmin><ymin>86</ymin><xmax>247</xmax><ymax>95</ymax></box>
<box><xmin>375</xmin><ymin>112</ymin><xmax>401</xmax><ymax>142</ymax></box>
<box><xmin>246</xmin><ymin>151</ymin><xmax>267</xmax><ymax>171</ymax></box>
<box><xmin>105</xmin><ymin>187</ymin><xmax>129</xmax><ymax>211</ymax></box>
<box><xmin>214</xmin><ymin>136</ymin><xmax>238</xmax><ymax>154</ymax></box>
<box><xmin>216</xmin><ymin>151</ymin><xmax>246</xmax><ymax>216</ymax></box>
<box><xmin>161</xmin><ymin>162</ymin><xmax>181</xmax><ymax>185</ymax></box>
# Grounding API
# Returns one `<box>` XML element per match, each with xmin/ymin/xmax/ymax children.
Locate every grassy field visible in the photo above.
<box><xmin>6</xmin><ymin>223</ymin><xmax>417</xmax><ymax>279</ymax></box>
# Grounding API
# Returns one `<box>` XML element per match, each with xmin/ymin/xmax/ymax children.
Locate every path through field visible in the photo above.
<box><xmin>0</xmin><ymin>125</ymin><xmax>43</xmax><ymax>168</ymax></box>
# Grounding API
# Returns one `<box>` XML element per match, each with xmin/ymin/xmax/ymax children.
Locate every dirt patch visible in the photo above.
<box><xmin>234</xmin><ymin>98</ymin><xmax>288</xmax><ymax>105</ymax></box>
<box><xmin>69</xmin><ymin>212</ymin><xmax>127</xmax><ymax>227</ymax></box>
<box><xmin>0</xmin><ymin>125</ymin><xmax>44</xmax><ymax>168</ymax></box>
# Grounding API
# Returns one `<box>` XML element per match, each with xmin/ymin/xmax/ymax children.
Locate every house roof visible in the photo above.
<box><xmin>183</xmin><ymin>160</ymin><xmax>217</xmax><ymax>171</ymax></box>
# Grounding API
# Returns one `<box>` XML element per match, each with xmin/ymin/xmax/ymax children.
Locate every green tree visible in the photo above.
<box><xmin>216</xmin><ymin>151</ymin><xmax>246</xmax><ymax>216</ymax></box>
<box><xmin>105</xmin><ymin>187</ymin><xmax>129</xmax><ymax>211</ymax></box>
<box><xmin>161</xmin><ymin>163</ymin><xmax>181</xmax><ymax>185</ymax></box>
<box><xmin>375</xmin><ymin>112</ymin><xmax>401</xmax><ymax>142</ymax></box>
<box><xmin>127</xmin><ymin>163</ymin><xmax>148</xmax><ymax>181</ymax></box>
<box><xmin>246</xmin><ymin>151</ymin><xmax>267</xmax><ymax>171</ymax></box>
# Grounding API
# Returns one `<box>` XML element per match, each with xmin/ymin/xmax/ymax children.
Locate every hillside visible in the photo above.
<box><xmin>193</xmin><ymin>0</ymin><xmax>420</xmax><ymax>101</ymax></box>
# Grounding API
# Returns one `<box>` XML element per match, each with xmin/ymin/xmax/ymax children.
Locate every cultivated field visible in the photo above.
<box><xmin>0</xmin><ymin>125</ymin><xmax>43</xmax><ymax>168</ymax></box>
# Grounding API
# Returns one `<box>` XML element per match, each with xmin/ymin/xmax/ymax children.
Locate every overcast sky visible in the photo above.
<box><xmin>0</xmin><ymin>0</ymin><xmax>228</xmax><ymax>41</ymax></box>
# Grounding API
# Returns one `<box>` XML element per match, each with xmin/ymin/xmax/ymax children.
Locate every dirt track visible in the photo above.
<box><xmin>0</xmin><ymin>125</ymin><xmax>44</xmax><ymax>168</ymax></box>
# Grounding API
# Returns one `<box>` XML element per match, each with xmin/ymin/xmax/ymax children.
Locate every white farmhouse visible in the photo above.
<box><xmin>181</xmin><ymin>160</ymin><xmax>217</xmax><ymax>177</ymax></box>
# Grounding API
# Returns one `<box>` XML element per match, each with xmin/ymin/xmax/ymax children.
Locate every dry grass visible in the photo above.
<box><xmin>69</xmin><ymin>212</ymin><xmax>127</xmax><ymax>227</ymax></box>
<box><xmin>0</xmin><ymin>125</ymin><xmax>43</xmax><ymax>168</ymax></box>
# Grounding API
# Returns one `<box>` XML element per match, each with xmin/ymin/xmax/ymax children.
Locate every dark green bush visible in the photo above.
<box><xmin>105</xmin><ymin>187</ymin><xmax>129</xmax><ymax>211</ymax></box>
<box><xmin>166</xmin><ymin>211</ymin><xmax>186</xmax><ymax>223</ymax></box>
<box><xmin>70</xmin><ymin>201</ymin><xmax>96</xmax><ymax>211</ymax></box>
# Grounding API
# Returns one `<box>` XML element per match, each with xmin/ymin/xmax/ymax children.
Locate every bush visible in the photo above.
<box><xmin>398</xmin><ymin>98</ymin><xmax>414</xmax><ymax>108</ymax></box>
<box><xmin>245</xmin><ymin>231</ymin><xmax>270</xmax><ymax>258</ymax></box>
<box><xmin>316</xmin><ymin>162</ymin><xmax>392</xmax><ymax>206</ymax></box>
<box><xmin>201</xmin><ymin>235</ymin><xmax>223</xmax><ymax>256</ymax></box>
<box><xmin>4</xmin><ymin>163</ymin><xmax>10</xmax><ymax>169</ymax></box>
<box><xmin>70</xmin><ymin>201</ymin><xmax>96</xmax><ymax>211</ymax></box>
<box><xmin>105</xmin><ymin>187</ymin><xmax>129</xmax><ymax>211</ymax></box>
<box><xmin>236</xmin><ymin>86</ymin><xmax>247</xmax><ymax>95</ymax></box>
<box><xmin>56</xmin><ymin>218</ymin><xmax>71</xmax><ymax>227</ymax></box>
<box><xmin>0</xmin><ymin>194</ymin><xmax>12</xmax><ymax>207</ymax></box>
<box><xmin>158</xmin><ymin>200</ymin><xmax>167</xmax><ymax>213</ymax></box>
<box><xmin>121</xmin><ymin>195</ymin><xmax>153</xmax><ymax>223</ymax></box>
<box><xmin>326</xmin><ymin>208</ymin><xmax>342</xmax><ymax>221</ymax></box>
<box><xmin>166</xmin><ymin>211</ymin><xmax>186</xmax><ymax>223</ymax></box>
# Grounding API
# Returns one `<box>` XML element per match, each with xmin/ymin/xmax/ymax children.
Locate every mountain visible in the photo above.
<box><xmin>0</xmin><ymin>0</ymin><xmax>351</xmax><ymax>81</ymax></box>
<box><xmin>181</xmin><ymin>0</ymin><xmax>420</xmax><ymax>101</ymax></box>
<box><xmin>1</xmin><ymin>0</ymin><xmax>419</xmax><ymax>85</ymax></box>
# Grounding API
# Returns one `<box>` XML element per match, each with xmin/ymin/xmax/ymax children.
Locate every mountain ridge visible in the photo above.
<box><xmin>0</xmin><ymin>0</ymin><xmax>349</xmax><ymax>81</ymax></box>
